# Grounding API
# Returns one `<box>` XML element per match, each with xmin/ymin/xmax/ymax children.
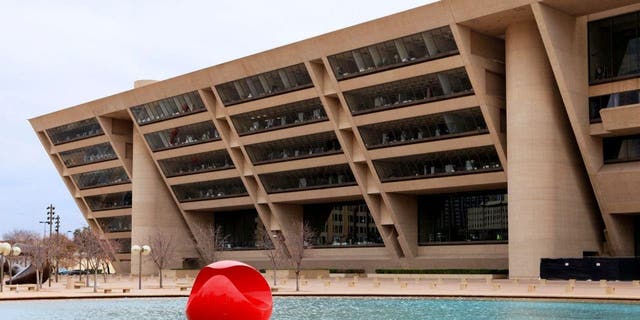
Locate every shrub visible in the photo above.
<box><xmin>329</xmin><ymin>269</ymin><xmax>366</xmax><ymax>274</ymax></box>
<box><xmin>375</xmin><ymin>269</ymin><xmax>508</xmax><ymax>275</ymax></box>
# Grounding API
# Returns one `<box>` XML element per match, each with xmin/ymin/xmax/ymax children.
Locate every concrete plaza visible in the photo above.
<box><xmin>2</xmin><ymin>274</ymin><xmax>640</xmax><ymax>302</ymax></box>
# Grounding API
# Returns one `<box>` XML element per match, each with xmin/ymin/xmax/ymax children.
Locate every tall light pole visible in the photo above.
<box><xmin>131</xmin><ymin>245</ymin><xmax>151</xmax><ymax>290</ymax></box>
<box><xmin>46</xmin><ymin>204</ymin><xmax>55</xmax><ymax>239</ymax></box>
<box><xmin>44</xmin><ymin>205</ymin><xmax>58</xmax><ymax>287</ymax></box>
<box><xmin>54</xmin><ymin>215</ymin><xmax>60</xmax><ymax>283</ymax></box>
<box><xmin>0</xmin><ymin>242</ymin><xmax>21</xmax><ymax>293</ymax></box>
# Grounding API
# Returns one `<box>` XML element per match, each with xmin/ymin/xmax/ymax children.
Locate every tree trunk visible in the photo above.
<box><xmin>159</xmin><ymin>268</ymin><xmax>163</xmax><ymax>289</ymax></box>
<box><xmin>35</xmin><ymin>267</ymin><xmax>40</xmax><ymax>291</ymax></box>
<box><xmin>78</xmin><ymin>259</ymin><xmax>82</xmax><ymax>282</ymax></box>
<box><xmin>93</xmin><ymin>269</ymin><xmax>98</xmax><ymax>293</ymax></box>
<box><xmin>295</xmin><ymin>270</ymin><xmax>300</xmax><ymax>292</ymax></box>
<box><xmin>273</xmin><ymin>269</ymin><xmax>277</xmax><ymax>286</ymax></box>
<box><xmin>48</xmin><ymin>264</ymin><xmax>52</xmax><ymax>287</ymax></box>
<box><xmin>8</xmin><ymin>258</ymin><xmax>13</xmax><ymax>285</ymax></box>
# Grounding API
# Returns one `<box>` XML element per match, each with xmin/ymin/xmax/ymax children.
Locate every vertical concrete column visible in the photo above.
<box><xmin>506</xmin><ymin>21</ymin><xmax>600</xmax><ymax>278</ymax></box>
<box><xmin>131</xmin><ymin>131</ymin><xmax>198</xmax><ymax>275</ymax></box>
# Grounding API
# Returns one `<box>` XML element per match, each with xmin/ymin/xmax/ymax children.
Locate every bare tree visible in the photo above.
<box><xmin>75</xmin><ymin>227</ymin><xmax>107</xmax><ymax>293</ymax></box>
<box><xmin>97</xmin><ymin>238</ymin><xmax>118</xmax><ymax>283</ymax></box>
<box><xmin>48</xmin><ymin>233</ymin><xmax>76</xmax><ymax>282</ymax></box>
<box><xmin>6</xmin><ymin>231</ymin><xmax>49</xmax><ymax>290</ymax></box>
<box><xmin>258</xmin><ymin>225</ymin><xmax>282</xmax><ymax>286</ymax></box>
<box><xmin>29</xmin><ymin>239</ymin><xmax>48</xmax><ymax>290</ymax></box>
<box><xmin>148</xmin><ymin>232</ymin><xmax>177</xmax><ymax>288</ymax></box>
<box><xmin>192</xmin><ymin>224</ymin><xmax>228</xmax><ymax>264</ymax></box>
<box><xmin>2</xmin><ymin>229</ymin><xmax>40</xmax><ymax>246</ymax></box>
<box><xmin>287</xmin><ymin>222</ymin><xmax>316</xmax><ymax>292</ymax></box>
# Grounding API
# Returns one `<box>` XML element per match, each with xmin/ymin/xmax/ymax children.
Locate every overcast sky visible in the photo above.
<box><xmin>0</xmin><ymin>0</ymin><xmax>435</xmax><ymax>238</ymax></box>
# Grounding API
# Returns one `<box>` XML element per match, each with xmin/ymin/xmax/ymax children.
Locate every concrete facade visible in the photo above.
<box><xmin>29</xmin><ymin>0</ymin><xmax>640</xmax><ymax>278</ymax></box>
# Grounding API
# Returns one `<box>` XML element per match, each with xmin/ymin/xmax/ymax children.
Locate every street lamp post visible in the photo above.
<box><xmin>131</xmin><ymin>245</ymin><xmax>151</xmax><ymax>290</ymax></box>
<box><xmin>0</xmin><ymin>242</ymin><xmax>21</xmax><ymax>293</ymax></box>
<box><xmin>46</xmin><ymin>205</ymin><xmax>55</xmax><ymax>240</ymax></box>
<box><xmin>45</xmin><ymin>205</ymin><xmax>57</xmax><ymax>287</ymax></box>
<box><xmin>39</xmin><ymin>221</ymin><xmax>48</xmax><ymax>238</ymax></box>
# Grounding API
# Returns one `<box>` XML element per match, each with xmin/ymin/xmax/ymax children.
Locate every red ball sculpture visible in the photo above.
<box><xmin>185</xmin><ymin>260</ymin><xmax>273</xmax><ymax>320</ymax></box>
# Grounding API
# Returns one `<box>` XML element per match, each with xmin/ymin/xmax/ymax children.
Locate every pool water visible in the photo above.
<box><xmin>1</xmin><ymin>297</ymin><xmax>639</xmax><ymax>320</ymax></box>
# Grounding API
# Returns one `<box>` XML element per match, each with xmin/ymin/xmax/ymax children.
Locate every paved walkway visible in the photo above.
<box><xmin>271</xmin><ymin>276</ymin><xmax>640</xmax><ymax>301</ymax></box>
<box><xmin>1</xmin><ymin>274</ymin><xmax>640</xmax><ymax>302</ymax></box>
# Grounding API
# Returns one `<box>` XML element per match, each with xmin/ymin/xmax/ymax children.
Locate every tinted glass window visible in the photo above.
<box><xmin>343</xmin><ymin>67</ymin><xmax>472</xmax><ymax>114</ymax></box>
<box><xmin>231</xmin><ymin>98</ymin><xmax>326</xmax><ymax>136</ymax></box>
<box><xmin>216</xmin><ymin>64</ymin><xmax>313</xmax><ymax>106</ymax></box>
<box><xmin>374</xmin><ymin>146</ymin><xmax>501</xmax><ymax>182</ymax></box>
<box><xmin>418</xmin><ymin>190</ymin><xmax>508</xmax><ymax>244</ymax></box>
<box><xmin>46</xmin><ymin>118</ymin><xmax>103</xmax><ymax>145</ymax></box>
<box><xmin>260</xmin><ymin>164</ymin><xmax>355</xmax><ymax>193</ymax></box>
<box><xmin>131</xmin><ymin>91</ymin><xmax>206</xmax><ymax>125</ymax></box>
<box><xmin>144</xmin><ymin>121</ymin><xmax>220</xmax><ymax>151</ymax></box>
<box><xmin>359</xmin><ymin>107</ymin><xmax>487</xmax><ymax>149</ymax></box>
<box><xmin>589</xmin><ymin>12</ymin><xmax>640</xmax><ymax>83</ymax></box>
<box><xmin>304</xmin><ymin>201</ymin><xmax>383</xmax><ymax>247</ymax></box>
<box><xmin>72</xmin><ymin>167</ymin><xmax>130</xmax><ymax>189</ymax></box>
<box><xmin>328</xmin><ymin>26</ymin><xmax>458</xmax><ymax>80</ymax></box>
<box><xmin>603</xmin><ymin>135</ymin><xmax>640</xmax><ymax>163</ymax></box>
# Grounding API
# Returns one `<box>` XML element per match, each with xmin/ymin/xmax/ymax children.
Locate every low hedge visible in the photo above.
<box><xmin>375</xmin><ymin>269</ymin><xmax>508</xmax><ymax>275</ymax></box>
<box><xmin>329</xmin><ymin>269</ymin><xmax>366</xmax><ymax>274</ymax></box>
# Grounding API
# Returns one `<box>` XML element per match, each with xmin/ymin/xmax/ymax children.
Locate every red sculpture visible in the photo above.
<box><xmin>185</xmin><ymin>260</ymin><xmax>273</xmax><ymax>320</ymax></box>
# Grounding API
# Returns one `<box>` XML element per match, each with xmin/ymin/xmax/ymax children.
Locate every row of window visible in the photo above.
<box><xmin>158</xmin><ymin>150</ymin><xmax>234</xmax><ymax>178</ymax></box>
<box><xmin>245</xmin><ymin>131</ymin><xmax>341</xmax><ymax>164</ymax></box>
<box><xmin>72</xmin><ymin>166</ymin><xmax>130</xmax><ymax>190</ymax></box>
<box><xmin>46</xmin><ymin>118</ymin><xmax>103</xmax><ymax>146</ymax></box>
<box><xmin>130</xmin><ymin>91</ymin><xmax>206</xmax><ymax>125</ymax></box>
<box><xmin>59</xmin><ymin>142</ymin><xmax>117</xmax><ymax>168</ymax></box>
<box><xmin>259</xmin><ymin>164</ymin><xmax>356</xmax><ymax>194</ymax></box>
<box><xmin>144</xmin><ymin>121</ymin><xmax>220</xmax><ymax>151</ymax></box>
<box><xmin>359</xmin><ymin>107</ymin><xmax>487</xmax><ymax>149</ymax></box>
<box><xmin>187</xmin><ymin>190</ymin><xmax>508</xmax><ymax>251</ymax></box>
<box><xmin>172</xmin><ymin>177</ymin><xmax>248</xmax><ymax>202</ymax></box>
<box><xmin>85</xmin><ymin>191</ymin><xmax>132</xmax><ymax>211</ymax></box>
<box><xmin>96</xmin><ymin>215</ymin><xmax>132</xmax><ymax>233</ymax></box>
<box><xmin>328</xmin><ymin>26</ymin><xmax>458</xmax><ymax>80</ymax></box>
<box><xmin>343</xmin><ymin>67</ymin><xmax>473</xmax><ymax>114</ymax></box>
<box><xmin>170</xmin><ymin>145</ymin><xmax>502</xmax><ymax>202</ymax></box>
<box><xmin>216</xmin><ymin>64</ymin><xmax>313</xmax><ymax>106</ymax></box>
<box><xmin>69</xmin><ymin>135</ymin><xmax>633</xmax><ymax>203</ymax></box>
<box><xmin>154</xmin><ymin>107</ymin><xmax>488</xmax><ymax>180</ymax></box>
<box><xmin>231</xmin><ymin>98</ymin><xmax>327</xmax><ymax>136</ymax></box>
<box><xmin>373</xmin><ymin>146</ymin><xmax>502</xmax><ymax>182</ymax></box>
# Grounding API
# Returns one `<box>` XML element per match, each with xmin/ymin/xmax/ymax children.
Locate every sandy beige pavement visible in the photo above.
<box><xmin>2</xmin><ymin>274</ymin><xmax>640</xmax><ymax>302</ymax></box>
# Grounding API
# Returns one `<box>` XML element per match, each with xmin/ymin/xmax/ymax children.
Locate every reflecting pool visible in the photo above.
<box><xmin>1</xmin><ymin>297</ymin><xmax>640</xmax><ymax>320</ymax></box>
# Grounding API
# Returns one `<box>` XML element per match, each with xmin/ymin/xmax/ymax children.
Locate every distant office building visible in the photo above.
<box><xmin>30</xmin><ymin>0</ymin><xmax>640</xmax><ymax>278</ymax></box>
